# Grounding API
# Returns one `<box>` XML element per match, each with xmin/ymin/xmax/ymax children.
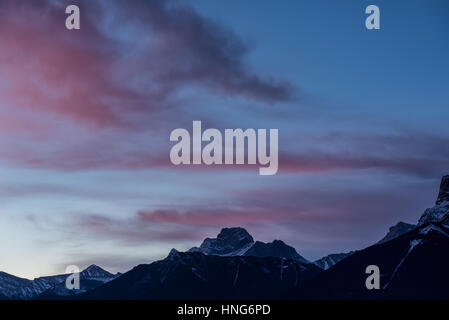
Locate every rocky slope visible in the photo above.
<box><xmin>314</xmin><ymin>252</ymin><xmax>354</xmax><ymax>270</ymax></box>
<box><xmin>81</xmin><ymin>250</ymin><xmax>320</xmax><ymax>300</ymax></box>
<box><xmin>377</xmin><ymin>222</ymin><xmax>416</xmax><ymax>244</ymax></box>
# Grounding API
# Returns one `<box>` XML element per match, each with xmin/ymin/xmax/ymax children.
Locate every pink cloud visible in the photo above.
<box><xmin>136</xmin><ymin>208</ymin><xmax>299</xmax><ymax>226</ymax></box>
<box><xmin>78</xmin><ymin>213</ymin><xmax>201</xmax><ymax>243</ymax></box>
<box><xmin>0</xmin><ymin>2</ymin><xmax>145</xmax><ymax>128</ymax></box>
<box><xmin>69</xmin><ymin>207</ymin><xmax>304</xmax><ymax>245</ymax></box>
<box><xmin>0</xmin><ymin>0</ymin><xmax>292</xmax><ymax>130</ymax></box>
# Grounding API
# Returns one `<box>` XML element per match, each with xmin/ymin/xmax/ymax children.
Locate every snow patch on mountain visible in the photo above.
<box><xmin>80</xmin><ymin>264</ymin><xmax>114</xmax><ymax>279</ymax></box>
<box><xmin>313</xmin><ymin>252</ymin><xmax>354</xmax><ymax>270</ymax></box>
<box><xmin>0</xmin><ymin>272</ymin><xmax>39</xmax><ymax>300</ymax></box>
<box><xmin>189</xmin><ymin>227</ymin><xmax>255</xmax><ymax>256</ymax></box>
<box><xmin>419</xmin><ymin>224</ymin><xmax>449</xmax><ymax>237</ymax></box>
<box><xmin>418</xmin><ymin>206</ymin><xmax>449</xmax><ymax>226</ymax></box>
<box><xmin>220</xmin><ymin>242</ymin><xmax>255</xmax><ymax>257</ymax></box>
<box><xmin>418</xmin><ymin>175</ymin><xmax>449</xmax><ymax>226</ymax></box>
<box><xmin>383</xmin><ymin>239</ymin><xmax>422</xmax><ymax>289</ymax></box>
<box><xmin>188</xmin><ymin>227</ymin><xmax>310</xmax><ymax>263</ymax></box>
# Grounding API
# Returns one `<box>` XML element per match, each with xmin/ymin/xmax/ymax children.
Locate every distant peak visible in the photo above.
<box><xmin>391</xmin><ymin>221</ymin><xmax>415</xmax><ymax>230</ymax></box>
<box><xmin>167</xmin><ymin>248</ymin><xmax>181</xmax><ymax>259</ymax></box>
<box><xmin>81</xmin><ymin>264</ymin><xmax>113</xmax><ymax>278</ymax></box>
<box><xmin>84</xmin><ymin>264</ymin><xmax>101</xmax><ymax>271</ymax></box>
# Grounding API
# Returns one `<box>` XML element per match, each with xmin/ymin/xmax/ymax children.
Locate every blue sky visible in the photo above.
<box><xmin>0</xmin><ymin>0</ymin><xmax>448</xmax><ymax>279</ymax></box>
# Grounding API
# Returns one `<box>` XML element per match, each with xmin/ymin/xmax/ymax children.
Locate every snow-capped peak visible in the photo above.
<box><xmin>189</xmin><ymin>227</ymin><xmax>255</xmax><ymax>256</ymax></box>
<box><xmin>187</xmin><ymin>227</ymin><xmax>311</xmax><ymax>264</ymax></box>
<box><xmin>80</xmin><ymin>264</ymin><xmax>114</xmax><ymax>278</ymax></box>
<box><xmin>418</xmin><ymin>175</ymin><xmax>449</xmax><ymax>226</ymax></box>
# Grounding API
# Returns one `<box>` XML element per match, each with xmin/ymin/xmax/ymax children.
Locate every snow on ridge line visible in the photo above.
<box><xmin>383</xmin><ymin>239</ymin><xmax>423</xmax><ymax>289</ymax></box>
<box><xmin>218</xmin><ymin>242</ymin><xmax>255</xmax><ymax>257</ymax></box>
<box><xmin>419</xmin><ymin>224</ymin><xmax>449</xmax><ymax>237</ymax></box>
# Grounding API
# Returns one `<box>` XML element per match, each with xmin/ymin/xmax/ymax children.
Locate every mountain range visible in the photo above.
<box><xmin>0</xmin><ymin>265</ymin><xmax>119</xmax><ymax>300</ymax></box>
<box><xmin>1</xmin><ymin>175</ymin><xmax>448</xmax><ymax>300</ymax></box>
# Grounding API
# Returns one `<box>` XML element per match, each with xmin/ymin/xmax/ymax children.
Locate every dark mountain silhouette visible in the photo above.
<box><xmin>80</xmin><ymin>250</ymin><xmax>320</xmax><ymax>300</ymax></box>
<box><xmin>297</xmin><ymin>175</ymin><xmax>449</xmax><ymax>299</ymax></box>
<box><xmin>297</xmin><ymin>223</ymin><xmax>449</xmax><ymax>299</ymax></box>
<box><xmin>78</xmin><ymin>228</ymin><xmax>318</xmax><ymax>299</ymax></box>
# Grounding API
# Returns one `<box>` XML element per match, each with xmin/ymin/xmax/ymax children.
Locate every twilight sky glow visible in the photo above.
<box><xmin>0</xmin><ymin>0</ymin><xmax>448</xmax><ymax>279</ymax></box>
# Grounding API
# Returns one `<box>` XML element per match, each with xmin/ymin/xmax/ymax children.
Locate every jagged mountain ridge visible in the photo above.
<box><xmin>0</xmin><ymin>272</ymin><xmax>44</xmax><ymax>300</ymax></box>
<box><xmin>418</xmin><ymin>176</ymin><xmax>449</xmax><ymax>226</ymax></box>
<box><xmin>189</xmin><ymin>227</ymin><xmax>255</xmax><ymax>256</ymax></box>
<box><xmin>189</xmin><ymin>227</ymin><xmax>310</xmax><ymax>263</ymax></box>
<box><xmin>298</xmin><ymin>175</ymin><xmax>449</xmax><ymax>299</ymax></box>
<box><xmin>0</xmin><ymin>265</ymin><xmax>117</xmax><ymax>300</ymax></box>
<box><xmin>298</xmin><ymin>221</ymin><xmax>449</xmax><ymax>299</ymax></box>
